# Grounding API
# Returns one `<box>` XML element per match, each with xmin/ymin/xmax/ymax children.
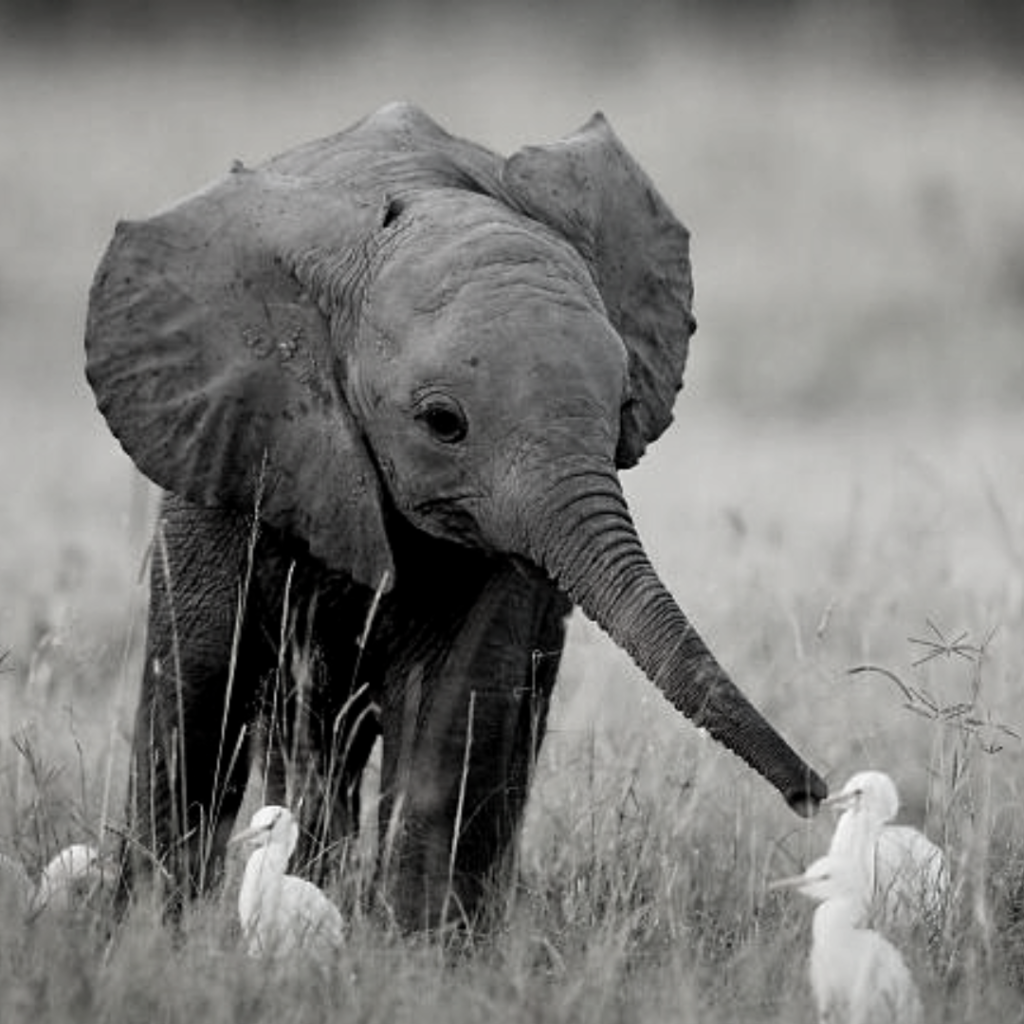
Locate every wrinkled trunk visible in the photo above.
<box><xmin>516</xmin><ymin>463</ymin><xmax>826</xmax><ymax>815</ymax></box>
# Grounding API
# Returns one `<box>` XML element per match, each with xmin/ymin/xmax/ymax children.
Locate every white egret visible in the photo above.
<box><xmin>826</xmin><ymin>770</ymin><xmax>949</xmax><ymax>926</ymax></box>
<box><xmin>33</xmin><ymin>843</ymin><xmax>110</xmax><ymax>912</ymax></box>
<box><xmin>772</xmin><ymin>854</ymin><xmax>924</xmax><ymax>1024</ymax></box>
<box><xmin>0</xmin><ymin>843</ymin><xmax>109</xmax><ymax>916</ymax></box>
<box><xmin>230</xmin><ymin>805</ymin><xmax>345</xmax><ymax>958</ymax></box>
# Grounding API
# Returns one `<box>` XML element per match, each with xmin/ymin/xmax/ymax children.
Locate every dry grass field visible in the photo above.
<box><xmin>1</xmin><ymin>16</ymin><xmax>1023</xmax><ymax>1022</ymax></box>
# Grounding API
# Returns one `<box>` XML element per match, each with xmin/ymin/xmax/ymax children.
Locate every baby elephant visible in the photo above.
<box><xmin>86</xmin><ymin>102</ymin><xmax>826</xmax><ymax>930</ymax></box>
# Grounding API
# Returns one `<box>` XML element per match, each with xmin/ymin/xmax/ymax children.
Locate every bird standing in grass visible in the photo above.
<box><xmin>231</xmin><ymin>805</ymin><xmax>345</xmax><ymax>958</ymax></box>
<box><xmin>0</xmin><ymin>843</ymin><xmax>109</xmax><ymax>917</ymax></box>
<box><xmin>825</xmin><ymin>770</ymin><xmax>949</xmax><ymax>927</ymax></box>
<box><xmin>772</xmin><ymin>853</ymin><xmax>924</xmax><ymax>1024</ymax></box>
<box><xmin>34</xmin><ymin>844</ymin><xmax>110</xmax><ymax>913</ymax></box>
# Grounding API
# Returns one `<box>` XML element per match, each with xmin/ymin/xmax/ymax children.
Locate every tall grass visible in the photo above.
<box><xmin>3</xmin><ymin>454</ymin><xmax>1022</xmax><ymax>1020</ymax></box>
<box><xmin>2</xmin><ymin>21</ymin><xmax>1023</xmax><ymax>1023</ymax></box>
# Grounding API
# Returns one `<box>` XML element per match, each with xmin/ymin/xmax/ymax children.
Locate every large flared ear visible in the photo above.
<box><xmin>501</xmin><ymin>114</ymin><xmax>696</xmax><ymax>468</ymax></box>
<box><xmin>85</xmin><ymin>167</ymin><xmax>394</xmax><ymax>590</ymax></box>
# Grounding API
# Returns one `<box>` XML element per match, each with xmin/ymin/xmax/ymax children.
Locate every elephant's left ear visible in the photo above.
<box><xmin>501</xmin><ymin>114</ymin><xmax>695</xmax><ymax>468</ymax></box>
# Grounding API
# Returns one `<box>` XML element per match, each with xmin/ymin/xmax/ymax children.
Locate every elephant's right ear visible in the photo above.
<box><xmin>85</xmin><ymin>167</ymin><xmax>394</xmax><ymax>591</ymax></box>
<box><xmin>501</xmin><ymin>114</ymin><xmax>695</xmax><ymax>469</ymax></box>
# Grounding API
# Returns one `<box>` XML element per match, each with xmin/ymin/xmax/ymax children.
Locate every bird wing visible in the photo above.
<box><xmin>280</xmin><ymin>876</ymin><xmax>345</xmax><ymax>946</ymax></box>
<box><xmin>238</xmin><ymin>845</ymin><xmax>344</xmax><ymax>957</ymax></box>
<box><xmin>875</xmin><ymin>825</ymin><xmax>949</xmax><ymax>919</ymax></box>
<box><xmin>879</xmin><ymin>826</ymin><xmax>947</xmax><ymax>877</ymax></box>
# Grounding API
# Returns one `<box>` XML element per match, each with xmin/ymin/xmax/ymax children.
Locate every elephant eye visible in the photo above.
<box><xmin>415</xmin><ymin>396</ymin><xmax>468</xmax><ymax>444</ymax></box>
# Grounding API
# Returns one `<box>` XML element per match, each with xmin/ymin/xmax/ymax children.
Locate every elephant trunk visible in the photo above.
<box><xmin>517</xmin><ymin>464</ymin><xmax>826</xmax><ymax>815</ymax></box>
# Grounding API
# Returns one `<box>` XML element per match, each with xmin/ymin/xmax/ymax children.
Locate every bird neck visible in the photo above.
<box><xmin>812</xmin><ymin>895</ymin><xmax>867</xmax><ymax>941</ymax></box>
<box><xmin>832</xmin><ymin>812</ymin><xmax>883</xmax><ymax>888</ymax></box>
<box><xmin>835</xmin><ymin>809</ymin><xmax>884</xmax><ymax>847</ymax></box>
<box><xmin>241</xmin><ymin>845</ymin><xmax>291</xmax><ymax>899</ymax></box>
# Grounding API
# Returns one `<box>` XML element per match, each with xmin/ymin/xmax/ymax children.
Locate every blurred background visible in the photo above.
<box><xmin>1</xmin><ymin>1</ymin><xmax>1022</xmax><ymax>848</ymax></box>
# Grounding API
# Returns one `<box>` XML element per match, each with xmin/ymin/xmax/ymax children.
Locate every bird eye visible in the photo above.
<box><xmin>415</xmin><ymin>396</ymin><xmax>468</xmax><ymax>444</ymax></box>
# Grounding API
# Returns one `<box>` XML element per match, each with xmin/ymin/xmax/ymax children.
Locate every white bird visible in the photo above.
<box><xmin>825</xmin><ymin>770</ymin><xmax>949</xmax><ymax>927</ymax></box>
<box><xmin>772</xmin><ymin>853</ymin><xmax>924</xmax><ymax>1024</ymax></box>
<box><xmin>0</xmin><ymin>843</ymin><xmax>109</xmax><ymax>916</ymax></box>
<box><xmin>34</xmin><ymin>843</ymin><xmax>110</xmax><ymax>913</ymax></box>
<box><xmin>230</xmin><ymin>805</ymin><xmax>345</xmax><ymax>958</ymax></box>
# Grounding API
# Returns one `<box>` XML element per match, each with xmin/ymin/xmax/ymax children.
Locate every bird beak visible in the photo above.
<box><xmin>228</xmin><ymin>824</ymin><xmax>265</xmax><ymax>846</ymax></box>
<box><xmin>821</xmin><ymin>791</ymin><xmax>857</xmax><ymax>810</ymax></box>
<box><xmin>767</xmin><ymin>872</ymin><xmax>809</xmax><ymax>892</ymax></box>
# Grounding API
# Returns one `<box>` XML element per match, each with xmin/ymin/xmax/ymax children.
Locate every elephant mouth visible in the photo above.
<box><xmin>410</xmin><ymin>495</ymin><xmax>487</xmax><ymax>548</ymax></box>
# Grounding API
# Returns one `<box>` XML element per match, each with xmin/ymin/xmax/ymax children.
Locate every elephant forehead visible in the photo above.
<box><xmin>373</xmin><ymin>279</ymin><xmax>627</xmax><ymax>389</ymax></box>
<box><xmin>374</xmin><ymin>193</ymin><xmax>604</xmax><ymax>315</ymax></box>
<box><xmin>429</xmin><ymin>275</ymin><xmax>612</xmax><ymax>344</ymax></box>
<box><xmin>360</xmin><ymin>193</ymin><xmax>628</xmax><ymax>412</ymax></box>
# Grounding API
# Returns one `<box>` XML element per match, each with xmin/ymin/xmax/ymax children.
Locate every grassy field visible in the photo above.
<box><xmin>1</xmin><ymin>17</ymin><xmax>1023</xmax><ymax>1022</ymax></box>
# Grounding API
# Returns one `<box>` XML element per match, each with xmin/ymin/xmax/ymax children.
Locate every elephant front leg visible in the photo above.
<box><xmin>378</xmin><ymin>564</ymin><xmax>570</xmax><ymax>932</ymax></box>
<box><xmin>120</xmin><ymin>500</ymin><xmax>265</xmax><ymax>907</ymax></box>
<box><xmin>125</xmin><ymin>659</ymin><xmax>252</xmax><ymax>906</ymax></box>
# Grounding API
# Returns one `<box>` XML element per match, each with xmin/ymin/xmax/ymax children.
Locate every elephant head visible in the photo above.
<box><xmin>85</xmin><ymin>103</ymin><xmax>826</xmax><ymax>815</ymax></box>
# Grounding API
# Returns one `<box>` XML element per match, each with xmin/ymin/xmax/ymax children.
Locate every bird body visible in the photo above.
<box><xmin>872</xmin><ymin>824</ymin><xmax>948</xmax><ymax>920</ymax></box>
<box><xmin>0</xmin><ymin>844</ymin><xmax>107</xmax><ymax>916</ymax></box>
<box><xmin>809</xmin><ymin>892</ymin><xmax>923</xmax><ymax>1024</ymax></box>
<box><xmin>232</xmin><ymin>805</ymin><xmax>345</xmax><ymax>958</ymax></box>
<box><xmin>35</xmin><ymin>844</ymin><xmax>107</xmax><ymax>912</ymax></box>
<box><xmin>774</xmin><ymin>854</ymin><xmax>923</xmax><ymax>1024</ymax></box>
<box><xmin>826</xmin><ymin>771</ymin><xmax>948</xmax><ymax>926</ymax></box>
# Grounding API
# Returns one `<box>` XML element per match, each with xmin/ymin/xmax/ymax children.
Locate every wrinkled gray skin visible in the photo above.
<box><xmin>85</xmin><ymin>103</ymin><xmax>826</xmax><ymax>931</ymax></box>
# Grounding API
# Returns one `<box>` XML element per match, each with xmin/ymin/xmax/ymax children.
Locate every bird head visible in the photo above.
<box><xmin>32</xmin><ymin>844</ymin><xmax>113</xmax><ymax>914</ymax></box>
<box><xmin>822</xmin><ymin>770</ymin><xmax>899</xmax><ymax>820</ymax></box>
<box><xmin>229</xmin><ymin>805</ymin><xmax>300</xmax><ymax>855</ymax></box>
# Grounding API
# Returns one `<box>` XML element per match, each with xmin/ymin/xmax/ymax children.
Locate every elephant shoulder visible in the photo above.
<box><xmin>157</xmin><ymin>492</ymin><xmax>253</xmax><ymax>555</ymax></box>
